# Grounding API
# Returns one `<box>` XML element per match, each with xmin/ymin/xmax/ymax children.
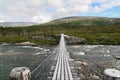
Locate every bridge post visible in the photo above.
<box><xmin>9</xmin><ymin>67</ymin><xmax>31</xmax><ymax>80</ymax></box>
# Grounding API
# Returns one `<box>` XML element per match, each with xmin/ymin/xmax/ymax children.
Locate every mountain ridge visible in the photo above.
<box><xmin>45</xmin><ymin>16</ymin><xmax>120</xmax><ymax>27</ymax></box>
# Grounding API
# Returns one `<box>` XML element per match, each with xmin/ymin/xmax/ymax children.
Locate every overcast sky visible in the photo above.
<box><xmin>0</xmin><ymin>0</ymin><xmax>120</xmax><ymax>23</ymax></box>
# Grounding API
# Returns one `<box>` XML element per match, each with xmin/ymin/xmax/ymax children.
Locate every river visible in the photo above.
<box><xmin>0</xmin><ymin>45</ymin><xmax>120</xmax><ymax>80</ymax></box>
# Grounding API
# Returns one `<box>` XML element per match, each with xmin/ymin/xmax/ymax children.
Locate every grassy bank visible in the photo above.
<box><xmin>0</xmin><ymin>17</ymin><xmax>120</xmax><ymax>45</ymax></box>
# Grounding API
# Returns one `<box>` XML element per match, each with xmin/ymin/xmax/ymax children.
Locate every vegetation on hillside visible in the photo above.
<box><xmin>0</xmin><ymin>17</ymin><xmax>120</xmax><ymax>45</ymax></box>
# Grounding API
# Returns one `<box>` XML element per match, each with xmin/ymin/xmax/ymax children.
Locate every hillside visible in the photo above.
<box><xmin>0</xmin><ymin>16</ymin><xmax>120</xmax><ymax>45</ymax></box>
<box><xmin>48</xmin><ymin>16</ymin><xmax>120</xmax><ymax>26</ymax></box>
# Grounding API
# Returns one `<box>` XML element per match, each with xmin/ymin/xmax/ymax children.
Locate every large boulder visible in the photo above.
<box><xmin>64</xmin><ymin>35</ymin><xmax>87</xmax><ymax>44</ymax></box>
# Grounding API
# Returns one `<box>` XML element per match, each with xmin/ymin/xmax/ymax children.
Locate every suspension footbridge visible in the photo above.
<box><xmin>30</xmin><ymin>33</ymin><xmax>78</xmax><ymax>80</ymax></box>
<box><xmin>52</xmin><ymin>33</ymin><xmax>73</xmax><ymax>80</ymax></box>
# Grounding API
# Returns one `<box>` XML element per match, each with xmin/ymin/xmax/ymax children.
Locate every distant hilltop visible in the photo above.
<box><xmin>48</xmin><ymin>16</ymin><xmax>120</xmax><ymax>26</ymax></box>
<box><xmin>51</xmin><ymin>16</ymin><xmax>120</xmax><ymax>22</ymax></box>
<box><xmin>0</xmin><ymin>22</ymin><xmax>37</xmax><ymax>27</ymax></box>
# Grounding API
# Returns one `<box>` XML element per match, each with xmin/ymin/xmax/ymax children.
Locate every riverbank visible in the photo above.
<box><xmin>0</xmin><ymin>17</ymin><xmax>120</xmax><ymax>45</ymax></box>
